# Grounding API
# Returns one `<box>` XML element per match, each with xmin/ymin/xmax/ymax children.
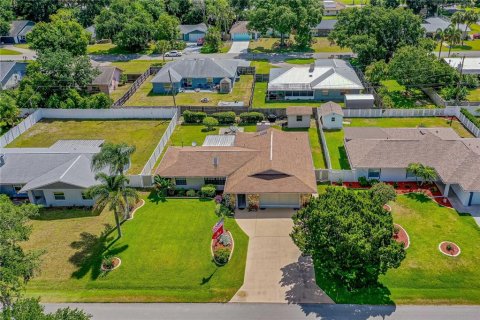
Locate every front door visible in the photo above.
<box><xmin>237</xmin><ymin>194</ymin><xmax>246</xmax><ymax>209</ymax></box>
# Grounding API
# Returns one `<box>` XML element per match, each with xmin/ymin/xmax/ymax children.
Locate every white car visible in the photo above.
<box><xmin>165</xmin><ymin>50</ymin><xmax>182</xmax><ymax>57</ymax></box>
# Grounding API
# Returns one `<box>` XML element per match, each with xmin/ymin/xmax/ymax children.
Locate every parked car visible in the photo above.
<box><xmin>196</xmin><ymin>38</ymin><xmax>205</xmax><ymax>46</ymax></box>
<box><xmin>165</xmin><ymin>50</ymin><xmax>182</xmax><ymax>57</ymax></box>
<box><xmin>473</xmin><ymin>33</ymin><xmax>480</xmax><ymax>40</ymax></box>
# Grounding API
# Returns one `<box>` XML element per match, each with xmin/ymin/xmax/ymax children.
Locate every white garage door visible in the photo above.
<box><xmin>260</xmin><ymin>193</ymin><xmax>299</xmax><ymax>208</ymax></box>
<box><xmin>188</xmin><ymin>33</ymin><xmax>203</xmax><ymax>42</ymax></box>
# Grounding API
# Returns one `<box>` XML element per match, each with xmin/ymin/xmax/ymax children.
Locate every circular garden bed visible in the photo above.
<box><xmin>393</xmin><ymin>224</ymin><xmax>410</xmax><ymax>249</ymax></box>
<box><xmin>211</xmin><ymin>231</ymin><xmax>234</xmax><ymax>266</ymax></box>
<box><xmin>439</xmin><ymin>241</ymin><xmax>461</xmax><ymax>257</ymax></box>
<box><xmin>101</xmin><ymin>257</ymin><xmax>121</xmax><ymax>271</ymax></box>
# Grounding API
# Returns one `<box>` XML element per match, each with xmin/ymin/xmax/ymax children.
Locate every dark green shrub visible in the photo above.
<box><xmin>176</xmin><ymin>188</ymin><xmax>186</xmax><ymax>196</ymax></box>
<box><xmin>202</xmin><ymin>116</ymin><xmax>218</xmax><ymax>131</ymax></box>
<box><xmin>214</xmin><ymin>247</ymin><xmax>231</xmax><ymax>264</ymax></box>
<box><xmin>186</xmin><ymin>189</ymin><xmax>197</xmax><ymax>197</ymax></box>
<box><xmin>358</xmin><ymin>176</ymin><xmax>370</xmax><ymax>187</ymax></box>
<box><xmin>370</xmin><ymin>182</ymin><xmax>396</xmax><ymax>206</ymax></box>
<box><xmin>200</xmin><ymin>184</ymin><xmax>216</xmax><ymax>198</ymax></box>
<box><xmin>212</xmin><ymin>111</ymin><xmax>236</xmax><ymax>124</ymax></box>
<box><xmin>183</xmin><ymin>110</ymin><xmax>207</xmax><ymax>123</ymax></box>
<box><xmin>239</xmin><ymin>112</ymin><xmax>264</xmax><ymax>124</ymax></box>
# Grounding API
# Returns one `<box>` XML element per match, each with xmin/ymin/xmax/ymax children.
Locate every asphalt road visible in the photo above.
<box><xmin>43</xmin><ymin>303</ymin><xmax>480</xmax><ymax>320</ymax></box>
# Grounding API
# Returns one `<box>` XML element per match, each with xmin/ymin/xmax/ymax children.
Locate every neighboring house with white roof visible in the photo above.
<box><xmin>0</xmin><ymin>20</ymin><xmax>35</xmax><ymax>44</ymax></box>
<box><xmin>422</xmin><ymin>17</ymin><xmax>470</xmax><ymax>38</ymax></box>
<box><xmin>318</xmin><ymin>102</ymin><xmax>344</xmax><ymax>129</ymax></box>
<box><xmin>179</xmin><ymin>23</ymin><xmax>208</xmax><ymax>42</ymax></box>
<box><xmin>267</xmin><ymin>59</ymin><xmax>364</xmax><ymax>102</ymax></box>
<box><xmin>151</xmin><ymin>58</ymin><xmax>250</xmax><ymax>94</ymax></box>
<box><xmin>0</xmin><ymin>61</ymin><xmax>27</xmax><ymax>90</ymax></box>
<box><xmin>322</xmin><ymin>1</ymin><xmax>345</xmax><ymax>16</ymax></box>
<box><xmin>87</xmin><ymin>66</ymin><xmax>123</xmax><ymax>95</ymax></box>
<box><xmin>0</xmin><ymin>140</ymin><xmax>106</xmax><ymax>207</ymax></box>
<box><xmin>444</xmin><ymin>57</ymin><xmax>480</xmax><ymax>75</ymax></box>
<box><xmin>344</xmin><ymin>127</ymin><xmax>480</xmax><ymax>207</ymax></box>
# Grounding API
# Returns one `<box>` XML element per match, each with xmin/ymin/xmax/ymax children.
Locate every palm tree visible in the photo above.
<box><xmin>92</xmin><ymin>142</ymin><xmax>136</xmax><ymax>175</ymax></box>
<box><xmin>86</xmin><ymin>173</ymin><xmax>139</xmax><ymax>239</ymax></box>
<box><xmin>417</xmin><ymin>165</ymin><xmax>437</xmax><ymax>186</ymax></box>
<box><xmin>434</xmin><ymin>28</ymin><xmax>446</xmax><ymax>59</ymax></box>
<box><xmin>445</xmin><ymin>26</ymin><xmax>462</xmax><ymax>57</ymax></box>
<box><xmin>451</xmin><ymin>11</ymin><xmax>465</xmax><ymax>31</ymax></box>
<box><xmin>462</xmin><ymin>11</ymin><xmax>479</xmax><ymax>46</ymax></box>
<box><xmin>407</xmin><ymin>162</ymin><xmax>422</xmax><ymax>185</ymax></box>
<box><xmin>153</xmin><ymin>175</ymin><xmax>175</xmax><ymax>197</ymax></box>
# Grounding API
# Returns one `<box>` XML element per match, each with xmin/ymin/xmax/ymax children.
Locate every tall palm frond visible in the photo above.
<box><xmin>91</xmin><ymin>143</ymin><xmax>136</xmax><ymax>175</ymax></box>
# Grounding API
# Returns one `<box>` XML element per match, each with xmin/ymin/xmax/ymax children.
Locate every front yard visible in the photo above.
<box><xmin>125</xmin><ymin>75</ymin><xmax>254</xmax><ymax>107</ymax></box>
<box><xmin>324</xmin><ymin>117</ymin><xmax>474</xmax><ymax>170</ymax></box>
<box><xmin>6</xmin><ymin>119</ymin><xmax>169</xmax><ymax>174</ymax></box>
<box><xmin>248</xmin><ymin>37</ymin><xmax>350</xmax><ymax>53</ymax></box>
<box><xmin>316</xmin><ymin>193</ymin><xmax>480</xmax><ymax>304</ymax></box>
<box><xmin>0</xmin><ymin>48</ymin><xmax>21</xmax><ymax>55</ymax></box>
<box><xmin>110</xmin><ymin>60</ymin><xmax>165</xmax><ymax>74</ymax></box>
<box><xmin>25</xmin><ymin>197</ymin><xmax>248</xmax><ymax>302</ymax></box>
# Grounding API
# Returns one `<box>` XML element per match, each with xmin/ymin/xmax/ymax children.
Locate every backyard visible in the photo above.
<box><xmin>324</xmin><ymin>117</ymin><xmax>474</xmax><ymax>170</ymax></box>
<box><xmin>24</xmin><ymin>197</ymin><xmax>248</xmax><ymax>302</ymax></box>
<box><xmin>315</xmin><ymin>193</ymin><xmax>480</xmax><ymax>304</ymax></box>
<box><xmin>110</xmin><ymin>60</ymin><xmax>165</xmax><ymax>74</ymax></box>
<box><xmin>248</xmin><ymin>37</ymin><xmax>350</xmax><ymax>53</ymax></box>
<box><xmin>125</xmin><ymin>75</ymin><xmax>254</xmax><ymax>107</ymax></box>
<box><xmin>379</xmin><ymin>80</ymin><xmax>436</xmax><ymax>109</ymax></box>
<box><xmin>6</xmin><ymin>119</ymin><xmax>170</xmax><ymax>174</ymax></box>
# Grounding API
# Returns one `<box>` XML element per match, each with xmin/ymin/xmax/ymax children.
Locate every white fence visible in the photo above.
<box><xmin>0</xmin><ymin>111</ymin><xmax>43</xmax><ymax>147</ymax></box>
<box><xmin>315</xmin><ymin>169</ymin><xmax>358</xmax><ymax>183</ymax></box>
<box><xmin>140</xmin><ymin>109</ymin><xmax>179</xmax><ymax>175</ymax></box>
<box><xmin>343</xmin><ymin>107</ymin><xmax>458</xmax><ymax>118</ymax></box>
<box><xmin>458</xmin><ymin>111</ymin><xmax>480</xmax><ymax>138</ymax></box>
<box><xmin>315</xmin><ymin>110</ymin><xmax>332</xmax><ymax>169</ymax></box>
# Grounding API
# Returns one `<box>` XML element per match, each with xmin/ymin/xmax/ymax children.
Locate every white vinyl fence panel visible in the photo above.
<box><xmin>0</xmin><ymin>110</ymin><xmax>42</xmax><ymax>147</ymax></box>
<box><xmin>315</xmin><ymin>111</ymin><xmax>332</xmax><ymax>170</ymax></box>
<box><xmin>458</xmin><ymin>112</ymin><xmax>480</xmax><ymax>137</ymax></box>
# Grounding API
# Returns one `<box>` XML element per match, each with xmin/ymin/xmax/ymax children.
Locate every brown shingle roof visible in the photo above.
<box><xmin>318</xmin><ymin>101</ymin><xmax>344</xmax><ymax>117</ymax></box>
<box><xmin>286</xmin><ymin>106</ymin><xmax>313</xmax><ymax>116</ymax></box>
<box><xmin>92</xmin><ymin>66</ymin><xmax>121</xmax><ymax>86</ymax></box>
<box><xmin>344</xmin><ymin>128</ymin><xmax>480</xmax><ymax>192</ymax></box>
<box><xmin>156</xmin><ymin>129</ymin><xmax>317</xmax><ymax>194</ymax></box>
<box><xmin>229</xmin><ymin>21</ymin><xmax>249</xmax><ymax>34</ymax></box>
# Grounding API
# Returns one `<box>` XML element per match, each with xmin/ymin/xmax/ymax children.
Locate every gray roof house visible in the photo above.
<box><xmin>0</xmin><ymin>140</ymin><xmax>105</xmax><ymax>207</ymax></box>
<box><xmin>0</xmin><ymin>20</ymin><xmax>35</xmax><ymax>44</ymax></box>
<box><xmin>179</xmin><ymin>23</ymin><xmax>208</xmax><ymax>42</ymax></box>
<box><xmin>422</xmin><ymin>17</ymin><xmax>470</xmax><ymax>37</ymax></box>
<box><xmin>87</xmin><ymin>66</ymin><xmax>123</xmax><ymax>95</ymax></box>
<box><xmin>312</xmin><ymin>19</ymin><xmax>337</xmax><ymax>36</ymax></box>
<box><xmin>151</xmin><ymin>58</ymin><xmax>250</xmax><ymax>94</ymax></box>
<box><xmin>344</xmin><ymin>127</ymin><xmax>480</xmax><ymax>207</ymax></box>
<box><xmin>0</xmin><ymin>61</ymin><xmax>28</xmax><ymax>90</ymax></box>
<box><xmin>267</xmin><ymin>59</ymin><xmax>364</xmax><ymax>102</ymax></box>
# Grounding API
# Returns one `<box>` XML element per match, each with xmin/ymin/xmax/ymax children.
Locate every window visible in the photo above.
<box><xmin>368</xmin><ymin>169</ymin><xmax>381</xmax><ymax>179</ymax></box>
<box><xmin>53</xmin><ymin>192</ymin><xmax>65</xmax><ymax>200</ymax></box>
<box><xmin>163</xmin><ymin>83</ymin><xmax>172</xmax><ymax>90</ymax></box>
<box><xmin>296</xmin><ymin>115</ymin><xmax>302</xmax><ymax>122</ymax></box>
<box><xmin>331</xmin><ymin>117</ymin><xmax>336</xmax><ymax>122</ymax></box>
<box><xmin>207</xmin><ymin>77</ymin><xmax>213</xmax><ymax>83</ymax></box>
<box><xmin>186</xmin><ymin>78</ymin><xmax>193</xmax><ymax>86</ymax></box>
<box><xmin>175</xmin><ymin>178</ymin><xmax>187</xmax><ymax>186</ymax></box>
<box><xmin>82</xmin><ymin>192</ymin><xmax>92</xmax><ymax>200</ymax></box>
<box><xmin>322</xmin><ymin>90</ymin><xmax>329</xmax><ymax>96</ymax></box>
<box><xmin>204</xmin><ymin>177</ymin><xmax>226</xmax><ymax>185</ymax></box>
<box><xmin>13</xmin><ymin>185</ymin><xmax>23</xmax><ymax>193</ymax></box>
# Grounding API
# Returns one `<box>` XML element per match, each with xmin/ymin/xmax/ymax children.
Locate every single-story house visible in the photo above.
<box><xmin>422</xmin><ymin>17</ymin><xmax>470</xmax><ymax>38</ymax></box>
<box><xmin>312</xmin><ymin>19</ymin><xmax>337</xmax><ymax>37</ymax></box>
<box><xmin>344</xmin><ymin>94</ymin><xmax>375</xmax><ymax>109</ymax></box>
<box><xmin>443</xmin><ymin>57</ymin><xmax>480</xmax><ymax>75</ymax></box>
<box><xmin>229</xmin><ymin>21</ymin><xmax>259</xmax><ymax>41</ymax></box>
<box><xmin>267</xmin><ymin>59</ymin><xmax>364</xmax><ymax>102</ymax></box>
<box><xmin>179</xmin><ymin>23</ymin><xmax>208</xmax><ymax>42</ymax></box>
<box><xmin>87</xmin><ymin>66</ymin><xmax>123</xmax><ymax>95</ymax></box>
<box><xmin>156</xmin><ymin>128</ymin><xmax>317</xmax><ymax>209</ymax></box>
<box><xmin>318</xmin><ymin>102</ymin><xmax>343</xmax><ymax>129</ymax></box>
<box><xmin>323</xmin><ymin>1</ymin><xmax>345</xmax><ymax>16</ymax></box>
<box><xmin>0</xmin><ymin>20</ymin><xmax>35</xmax><ymax>44</ymax></box>
<box><xmin>0</xmin><ymin>140</ymin><xmax>106</xmax><ymax>207</ymax></box>
<box><xmin>0</xmin><ymin>61</ymin><xmax>27</xmax><ymax>90</ymax></box>
<box><xmin>286</xmin><ymin>106</ymin><xmax>312</xmax><ymax>128</ymax></box>
<box><xmin>150</xmin><ymin>58</ymin><xmax>250</xmax><ymax>94</ymax></box>
<box><xmin>344</xmin><ymin>127</ymin><xmax>480</xmax><ymax>207</ymax></box>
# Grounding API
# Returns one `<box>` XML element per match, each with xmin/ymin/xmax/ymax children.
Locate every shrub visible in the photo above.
<box><xmin>446</xmin><ymin>244</ymin><xmax>453</xmax><ymax>251</ymax></box>
<box><xmin>370</xmin><ymin>182</ymin><xmax>397</xmax><ymax>206</ymax></box>
<box><xmin>200</xmin><ymin>184</ymin><xmax>216</xmax><ymax>198</ymax></box>
<box><xmin>393</xmin><ymin>182</ymin><xmax>399</xmax><ymax>189</ymax></box>
<box><xmin>211</xmin><ymin>111</ymin><xmax>236</xmax><ymax>124</ymax></box>
<box><xmin>218</xmin><ymin>233</ymin><xmax>232</xmax><ymax>246</ymax></box>
<box><xmin>176</xmin><ymin>188</ymin><xmax>186</xmax><ymax>196</ymax></box>
<box><xmin>461</xmin><ymin>108</ymin><xmax>480</xmax><ymax>130</ymax></box>
<box><xmin>215</xmin><ymin>203</ymin><xmax>233</xmax><ymax>217</ymax></box>
<box><xmin>214</xmin><ymin>247</ymin><xmax>231</xmax><ymax>264</ymax></box>
<box><xmin>203</xmin><ymin>116</ymin><xmax>218</xmax><ymax>131</ymax></box>
<box><xmin>214</xmin><ymin>195</ymin><xmax>223</xmax><ymax>204</ymax></box>
<box><xmin>239</xmin><ymin>112</ymin><xmax>264</xmax><ymax>124</ymax></box>
<box><xmin>393</xmin><ymin>226</ymin><xmax>400</xmax><ymax>235</ymax></box>
<box><xmin>358</xmin><ymin>176</ymin><xmax>370</xmax><ymax>187</ymax></box>
<box><xmin>186</xmin><ymin>189</ymin><xmax>197</xmax><ymax>197</ymax></box>
<box><xmin>183</xmin><ymin>110</ymin><xmax>207</xmax><ymax>123</ymax></box>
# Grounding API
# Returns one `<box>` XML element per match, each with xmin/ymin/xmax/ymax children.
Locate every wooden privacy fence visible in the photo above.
<box><xmin>112</xmin><ymin>66</ymin><xmax>162</xmax><ymax>108</ymax></box>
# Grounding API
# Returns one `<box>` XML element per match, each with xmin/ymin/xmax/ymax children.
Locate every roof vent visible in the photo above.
<box><xmin>309</xmin><ymin>63</ymin><xmax>315</xmax><ymax>73</ymax></box>
<box><xmin>213</xmin><ymin>156</ymin><xmax>219</xmax><ymax>167</ymax></box>
<box><xmin>0</xmin><ymin>154</ymin><xmax>4</xmax><ymax>167</ymax></box>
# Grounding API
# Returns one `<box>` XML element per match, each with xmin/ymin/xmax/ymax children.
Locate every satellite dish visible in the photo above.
<box><xmin>192</xmin><ymin>141</ymin><xmax>197</xmax><ymax>147</ymax></box>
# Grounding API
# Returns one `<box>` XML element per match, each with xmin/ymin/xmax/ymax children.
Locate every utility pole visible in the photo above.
<box><xmin>167</xmin><ymin>69</ymin><xmax>177</xmax><ymax>108</ymax></box>
<box><xmin>455</xmin><ymin>55</ymin><xmax>466</xmax><ymax>104</ymax></box>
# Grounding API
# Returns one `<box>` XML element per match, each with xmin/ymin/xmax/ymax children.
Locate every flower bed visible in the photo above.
<box><xmin>439</xmin><ymin>241</ymin><xmax>461</xmax><ymax>257</ymax></box>
<box><xmin>101</xmin><ymin>257</ymin><xmax>122</xmax><ymax>271</ymax></box>
<box><xmin>127</xmin><ymin>199</ymin><xmax>145</xmax><ymax>220</ymax></box>
<box><xmin>211</xmin><ymin>231</ymin><xmax>234</xmax><ymax>266</ymax></box>
<box><xmin>393</xmin><ymin>224</ymin><xmax>410</xmax><ymax>249</ymax></box>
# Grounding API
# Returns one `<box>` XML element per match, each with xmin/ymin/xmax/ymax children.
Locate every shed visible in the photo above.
<box><xmin>286</xmin><ymin>106</ymin><xmax>312</xmax><ymax>128</ymax></box>
<box><xmin>219</xmin><ymin>77</ymin><xmax>232</xmax><ymax>93</ymax></box>
<box><xmin>318</xmin><ymin>102</ymin><xmax>343</xmax><ymax>129</ymax></box>
<box><xmin>344</xmin><ymin>94</ymin><xmax>375</xmax><ymax>109</ymax></box>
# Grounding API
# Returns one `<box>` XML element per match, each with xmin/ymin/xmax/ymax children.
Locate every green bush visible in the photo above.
<box><xmin>211</xmin><ymin>111</ymin><xmax>236</xmax><ymax>124</ymax></box>
<box><xmin>200</xmin><ymin>184</ymin><xmax>216</xmax><ymax>198</ymax></box>
<box><xmin>461</xmin><ymin>108</ymin><xmax>480</xmax><ymax>130</ymax></box>
<box><xmin>176</xmin><ymin>188</ymin><xmax>186</xmax><ymax>196</ymax></box>
<box><xmin>203</xmin><ymin>116</ymin><xmax>218</xmax><ymax>131</ymax></box>
<box><xmin>239</xmin><ymin>112</ymin><xmax>264</xmax><ymax>124</ymax></box>
<box><xmin>358</xmin><ymin>176</ymin><xmax>370</xmax><ymax>187</ymax></box>
<box><xmin>214</xmin><ymin>247</ymin><xmax>231</xmax><ymax>264</ymax></box>
<box><xmin>370</xmin><ymin>182</ymin><xmax>396</xmax><ymax>206</ymax></box>
<box><xmin>183</xmin><ymin>110</ymin><xmax>207</xmax><ymax>123</ymax></box>
<box><xmin>186</xmin><ymin>189</ymin><xmax>197</xmax><ymax>197</ymax></box>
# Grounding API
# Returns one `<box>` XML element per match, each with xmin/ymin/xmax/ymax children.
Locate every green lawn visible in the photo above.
<box><xmin>249</xmin><ymin>37</ymin><xmax>349</xmax><ymax>53</ymax></box>
<box><xmin>467</xmin><ymin>88</ymin><xmax>480</xmax><ymax>102</ymax></box>
<box><xmin>14</xmin><ymin>43</ymin><xmax>30</xmax><ymax>49</ymax></box>
<box><xmin>87</xmin><ymin>43</ymin><xmax>155</xmax><ymax>55</ymax></box>
<box><xmin>7</xmin><ymin>119</ymin><xmax>169</xmax><ymax>174</ymax></box>
<box><xmin>316</xmin><ymin>193</ymin><xmax>480</xmax><ymax>304</ymax></box>
<box><xmin>125</xmin><ymin>75</ymin><xmax>254</xmax><ymax>107</ymax></box>
<box><xmin>25</xmin><ymin>197</ymin><xmax>248</xmax><ymax>302</ymax></box>
<box><xmin>110</xmin><ymin>83</ymin><xmax>133</xmax><ymax>102</ymax></box>
<box><xmin>284</xmin><ymin>58</ymin><xmax>315</xmax><ymax>64</ymax></box>
<box><xmin>250</xmin><ymin>60</ymin><xmax>278</xmax><ymax>74</ymax></box>
<box><xmin>0</xmin><ymin>48</ymin><xmax>21</xmax><ymax>55</ymax></box>
<box><xmin>324</xmin><ymin>117</ymin><xmax>474</xmax><ymax>169</ymax></box>
<box><xmin>380</xmin><ymin>80</ymin><xmax>436</xmax><ymax>109</ymax></box>
<box><xmin>110</xmin><ymin>60</ymin><xmax>165</xmax><ymax>74</ymax></box>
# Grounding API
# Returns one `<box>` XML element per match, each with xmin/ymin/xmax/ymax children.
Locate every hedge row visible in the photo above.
<box><xmin>183</xmin><ymin>110</ymin><xmax>207</xmax><ymax>123</ymax></box>
<box><xmin>461</xmin><ymin>108</ymin><xmax>480</xmax><ymax>130</ymax></box>
<box><xmin>183</xmin><ymin>111</ymin><xmax>265</xmax><ymax>124</ymax></box>
<box><xmin>211</xmin><ymin>112</ymin><xmax>236</xmax><ymax>124</ymax></box>
<box><xmin>239</xmin><ymin>112</ymin><xmax>264</xmax><ymax>124</ymax></box>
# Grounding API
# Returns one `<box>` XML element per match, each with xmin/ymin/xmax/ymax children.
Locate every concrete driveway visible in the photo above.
<box><xmin>231</xmin><ymin>209</ymin><xmax>333</xmax><ymax>304</ymax></box>
<box><xmin>228</xmin><ymin>41</ymin><xmax>250</xmax><ymax>54</ymax></box>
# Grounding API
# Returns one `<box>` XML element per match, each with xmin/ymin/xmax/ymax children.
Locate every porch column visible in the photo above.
<box><xmin>27</xmin><ymin>191</ymin><xmax>35</xmax><ymax>204</ymax></box>
<box><xmin>443</xmin><ymin>183</ymin><xmax>451</xmax><ymax>197</ymax></box>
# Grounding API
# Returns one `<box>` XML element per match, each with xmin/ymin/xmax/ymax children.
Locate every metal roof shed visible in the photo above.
<box><xmin>344</xmin><ymin>94</ymin><xmax>375</xmax><ymax>109</ymax></box>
